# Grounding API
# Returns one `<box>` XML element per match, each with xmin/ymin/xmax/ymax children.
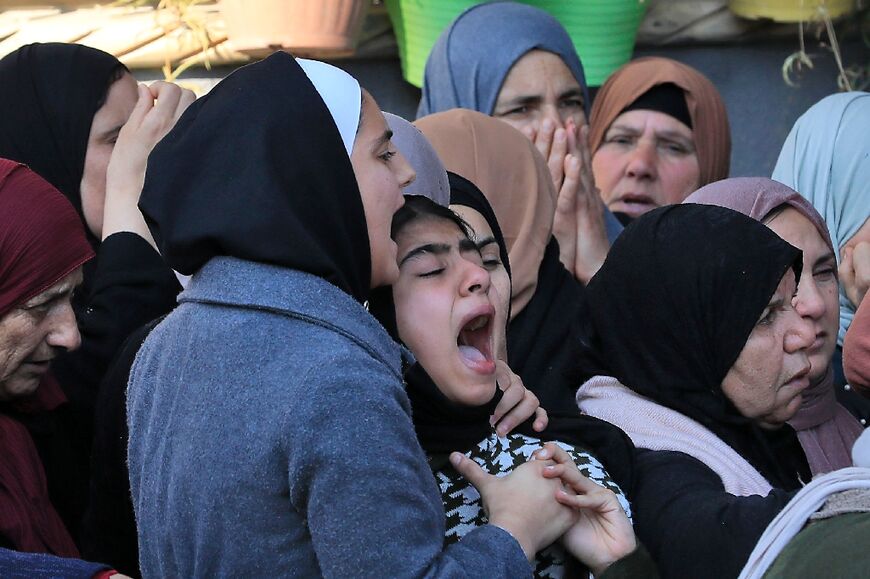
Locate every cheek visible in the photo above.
<box><xmin>498</xmin><ymin>116</ymin><xmax>533</xmax><ymax>137</ymax></box>
<box><xmin>395</xmin><ymin>292</ymin><xmax>449</xmax><ymax>355</ymax></box>
<box><xmin>591</xmin><ymin>149</ymin><xmax>623</xmax><ymax>198</ymax></box>
<box><xmin>723</xmin><ymin>340</ymin><xmax>780</xmax><ymax>416</ymax></box>
<box><xmin>79</xmin><ymin>145</ymin><xmax>112</xmax><ymax>234</ymax></box>
<box><xmin>659</xmin><ymin>156</ymin><xmax>701</xmax><ymax>203</ymax></box>
<box><xmin>566</xmin><ymin>110</ymin><xmax>587</xmax><ymax>128</ymax></box>
<box><xmin>492</xmin><ymin>272</ymin><xmax>511</xmax><ymax>316</ymax></box>
<box><xmin>0</xmin><ymin>324</ymin><xmax>37</xmax><ymax>382</ymax></box>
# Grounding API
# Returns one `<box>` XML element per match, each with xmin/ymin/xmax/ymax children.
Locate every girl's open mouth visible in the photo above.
<box><xmin>457</xmin><ymin>307</ymin><xmax>496</xmax><ymax>375</ymax></box>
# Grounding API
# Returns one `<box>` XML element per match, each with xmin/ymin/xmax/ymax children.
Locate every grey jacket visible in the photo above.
<box><xmin>127</xmin><ymin>257</ymin><xmax>530</xmax><ymax>578</ymax></box>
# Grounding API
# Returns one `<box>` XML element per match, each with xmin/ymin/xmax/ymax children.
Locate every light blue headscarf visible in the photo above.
<box><xmin>772</xmin><ymin>91</ymin><xmax>870</xmax><ymax>345</ymax></box>
<box><xmin>416</xmin><ymin>1</ymin><xmax>589</xmax><ymax>119</ymax></box>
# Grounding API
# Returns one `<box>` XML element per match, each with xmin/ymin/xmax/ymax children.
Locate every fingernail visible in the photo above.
<box><xmin>449</xmin><ymin>453</ymin><xmax>462</xmax><ymax>467</ymax></box>
<box><xmin>489</xmin><ymin>415</ymin><xmax>496</xmax><ymax>426</ymax></box>
<box><xmin>555</xmin><ymin>128</ymin><xmax>566</xmax><ymax>142</ymax></box>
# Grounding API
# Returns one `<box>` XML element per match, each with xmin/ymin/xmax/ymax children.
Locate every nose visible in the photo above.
<box><xmin>624</xmin><ymin>140</ymin><xmax>657</xmax><ymax>181</ymax></box>
<box><xmin>542</xmin><ymin>105</ymin><xmax>564</xmax><ymax>130</ymax></box>
<box><xmin>394</xmin><ymin>150</ymin><xmax>416</xmax><ymax>190</ymax></box>
<box><xmin>459</xmin><ymin>259</ymin><xmax>491</xmax><ymax>296</ymax></box>
<box><xmin>784</xmin><ymin>308</ymin><xmax>815</xmax><ymax>354</ymax></box>
<box><xmin>793</xmin><ymin>275</ymin><xmax>826</xmax><ymax>321</ymax></box>
<box><xmin>46</xmin><ymin>302</ymin><xmax>81</xmax><ymax>352</ymax></box>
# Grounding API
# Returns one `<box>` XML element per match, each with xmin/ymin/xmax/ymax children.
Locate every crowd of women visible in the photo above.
<box><xmin>1</xmin><ymin>1</ymin><xmax>869</xmax><ymax>577</ymax></box>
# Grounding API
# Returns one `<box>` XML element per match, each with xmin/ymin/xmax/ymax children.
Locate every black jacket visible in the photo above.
<box><xmin>632</xmin><ymin>449</ymin><xmax>797</xmax><ymax>579</ymax></box>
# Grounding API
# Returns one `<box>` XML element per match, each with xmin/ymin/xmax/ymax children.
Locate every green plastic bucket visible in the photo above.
<box><xmin>385</xmin><ymin>0</ymin><xmax>647</xmax><ymax>88</ymax></box>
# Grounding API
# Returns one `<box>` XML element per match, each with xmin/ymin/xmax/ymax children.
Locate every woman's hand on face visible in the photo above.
<box><xmin>840</xmin><ymin>242</ymin><xmax>870</xmax><ymax>308</ymax></box>
<box><xmin>536</xmin><ymin>442</ymin><xmax>636</xmax><ymax>577</ymax></box>
<box><xmin>569</xmin><ymin>124</ymin><xmax>609</xmax><ymax>285</ymax></box>
<box><xmin>491</xmin><ymin>360</ymin><xmax>548</xmax><ymax>436</ymax></box>
<box><xmin>449</xmin><ymin>451</ymin><xmax>577</xmax><ymax>561</ymax></box>
<box><xmin>529</xmin><ymin>120</ymin><xmax>609</xmax><ymax>285</ymax></box>
<box><xmin>102</xmin><ymin>82</ymin><xmax>196</xmax><ymax>246</ymax></box>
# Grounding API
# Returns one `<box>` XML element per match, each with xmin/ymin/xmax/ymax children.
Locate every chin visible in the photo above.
<box><xmin>455</xmin><ymin>379</ymin><xmax>498</xmax><ymax>408</ymax></box>
<box><xmin>1</xmin><ymin>377</ymin><xmax>41</xmax><ymax>400</ymax></box>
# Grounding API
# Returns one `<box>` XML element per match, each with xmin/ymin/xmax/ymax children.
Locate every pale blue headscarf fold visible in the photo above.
<box><xmin>416</xmin><ymin>1</ymin><xmax>589</xmax><ymax>119</ymax></box>
<box><xmin>772</xmin><ymin>91</ymin><xmax>870</xmax><ymax>345</ymax></box>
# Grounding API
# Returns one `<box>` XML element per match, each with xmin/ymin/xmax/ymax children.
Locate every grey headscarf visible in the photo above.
<box><xmin>384</xmin><ymin>112</ymin><xmax>449</xmax><ymax>206</ymax></box>
<box><xmin>416</xmin><ymin>1</ymin><xmax>589</xmax><ymax>119</ymax></box>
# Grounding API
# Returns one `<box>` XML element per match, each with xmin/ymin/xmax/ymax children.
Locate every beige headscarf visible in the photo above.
<box><xmin>589</xmin><ymin>56</ymin><xmax>731</xmax><ymax>188</ymax></box>
<box><xmin>415</xmin><ymin>109</ymin><xmax>556</xmax><ymax>316</ymax></box>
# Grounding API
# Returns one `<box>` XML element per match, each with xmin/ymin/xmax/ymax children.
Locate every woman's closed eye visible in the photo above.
<box><xmin>418</xmin><ymin>267</ymin><xmax>445</xmax><ymax>278</ymax></box>
<box><xmin>480</xmin><ymin>249</ymin><xmax>501</xmax><ymax>269</ymax></box>
<box><xmin>813</xmin><ymin>262</ymin><xmax>837</xmax><ymax>281</ymax></box>
<box><xmin>758</xmin><ymin>307</ymin><xmax>777</xmax><ymax>326</ymax></box>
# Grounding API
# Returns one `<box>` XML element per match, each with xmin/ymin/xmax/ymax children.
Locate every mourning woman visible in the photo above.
<box><xmin>127</xmin><ymin>52</ymin><xmax>580</xmax><ymax>577</ymax></box>
<box><xmin>0</xmin><ymin>160</ymin><xmax>91</xmax><ymax>555</ymax></box>
<box><xmin>685</xmin><ymin>177</ymin><xmax>863</xmax><ymax>474</ymax></box>
<box><xmin>370</xmin><ymin>194</ymin><xmax>654</xmax><ymax>577</ymax></box>
<box><xmin>773</xmin><ymin>91</ymin><xmax>870</xmax><ymax>419</ymax></box>
<box><xmin>589</xmin><ymin>57</ymin><xmax>731</xmax><ymax>221</ymax></box>
<box><xmin>417</xmin><ymin>1</ymin><xmax>620</xmax><ymax>283</ymax></box>
<box><xmin>576</xmin><ymin>204</ymin><xmax>816</xmax><ymax>577</ymax></box>
<box><xmin>0</xmin><ymin>43</ymin><xmax>193</xmax><ymax>544</ymax></box>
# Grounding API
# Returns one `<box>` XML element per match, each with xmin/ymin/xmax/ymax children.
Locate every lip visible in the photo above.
<box><xmin>456</xmin><ymin>303</ymin><xmax>496</xmax><ymax>376</ymax></box>
<box><xmin>783</xmin><ymin>363</ymin><xmax>812</xmax><ymax>392</ymax></box>
<box><xmin>612</xmin><ymin>193</ymin><xmax>657</xmax><ymax>218</ymax></box>
<box><xmin>808</xmin><ymin>332</ymin><xmax>827</xmax><ymax>352</ymax></box>
<box><xmin>20</xmin><ymin>359</ymin><xmax>52</xmax><ymax>375</ymax></box>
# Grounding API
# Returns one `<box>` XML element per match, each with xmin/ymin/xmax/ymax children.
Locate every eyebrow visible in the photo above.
<box><xmin>499</xmin><ymin>95</ymin><xmax>542</xmax><ymax>109</ymax></box>
<box><xmin>26</xmin><ymin>284</ymin><xmax>74</xmax><ymax>306</ymax></box>
<box><xmin>371</xmin><ymin>129</ymin><xmax>393</xmax><ymax>153</ymax></box>
<box><xmin>399</xmin><ymin>238</ymin><xmax>479</xmax><ymax>266</ymax></box>
<box><xmin>558</xmin><ymin>88</ymin><xmax>584</xmax><ymax>102</ymax></box>
<box><xmin>476</xmin><ymin>236</ymin><xmax>498</xmax><ymax>250</ymax></box>
<box><xmin>814</xmin><ymin>252</ymin><xmax>837</xmax><ymax>267</ymax></box>
<box><xmin>400</xmin><ymin>242</ymin><xmax>450</xmax><ymax>266</ymax></box>
<box><xmin>606</xmin><ymin>124</ymin><xmax>694</xmax><ymax>145</ymax></box>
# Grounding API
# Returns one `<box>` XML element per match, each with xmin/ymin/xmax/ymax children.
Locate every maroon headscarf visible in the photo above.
<box><xmin>0</xmin><ymin>158</ymin><xmax>93</xmax><ymax>556</ymax></box>
<box><xmin>685</xmin><ymin>177</ymin><xmax>863</xmax><ymax>475</ymax></box>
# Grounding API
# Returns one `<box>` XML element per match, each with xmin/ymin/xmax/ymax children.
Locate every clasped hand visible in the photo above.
<box><xmin>450</xmin><ymin>441</ymin><xmax>635</xmax><ymax>576</ymax></box>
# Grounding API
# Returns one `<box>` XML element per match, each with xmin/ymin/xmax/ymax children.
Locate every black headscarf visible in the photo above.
<box><xmin>138</xmin><ymin>51</ymin><xmax>372</xmax><ymax>302</ymax></box>
<box><xmin>0</xmin><ymin>43</ymin><xmax>124</xmax><ymax>223</ymax></box>
<box><xmin>447</xmin><ymin>172</ymin><xmax>510</xmax><ymax>280</ymax></box>
<box><xmin>580</xmin><ymin>203</ymin><xmax>811</xmax><ymax>490</ymax></box>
